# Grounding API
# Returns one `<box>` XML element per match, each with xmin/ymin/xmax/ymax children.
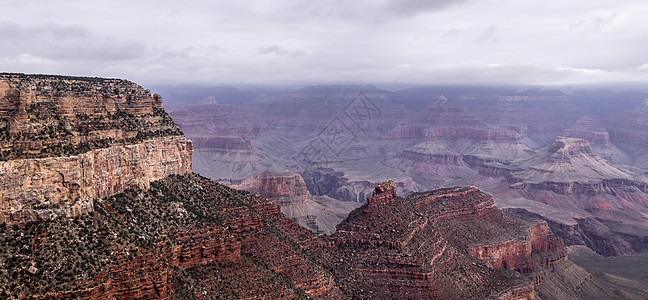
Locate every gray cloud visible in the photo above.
<box><xmin>386</xmin><ymin>0</ymin><xmax>469</xmax><ymax>16</ymax></box>
<box><xmin>1</xmin><ymin>0</ymin><xmax>647</xmax><ymax>86</ymax></box>
<box><xmin>257</xmin><ymin>45</ymin><xmax>306</xmax><ymax>57</ymax></box>
<box><xmin>0</xmin><ymin>21</ymin><xmax>146</xmax><ymax>61</ymax></box>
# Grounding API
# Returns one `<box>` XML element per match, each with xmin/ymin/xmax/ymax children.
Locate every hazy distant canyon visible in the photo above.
<box><xmin>168</xmin><ymin>85</ymin><xmax>648</xmax><ymax>257</ymax></box>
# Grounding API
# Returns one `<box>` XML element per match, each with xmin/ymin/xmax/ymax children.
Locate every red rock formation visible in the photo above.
<box><xmin>165</xmin><ymin>226</ymin><xmax>241</xmax><ymax>268</ymax></box>
<box><xmin>320</xmin><ymin>182</ymin><xmax>576</xmax><ymax>299</ymax></box>
<box><xmin>367</xmin><ymin>179</ymin><xmax>397</xmax><ymax>206</ymax></box>
<box><xmin>33</xmin><ymin>255</ymin><xmax>170</xmax><ymax>300</ymax></box>
<box><xmin>491</xmin><ymin>137</ymin><xmax>648</xmax><ymax>255</ymax></box>
<box><xmin>236</xmin><ymin>170</ymin><xmax>362</xmax><ymax>234</ymax></box>
<box><xmin>472</xmin><ymin>222</ymin><xmax>567</xmax><ymax>274</ymax></box>
<box><xmin>0</xmin><ymin>74</ymin><xmax>193</xmax><ymax>224</ymax></box>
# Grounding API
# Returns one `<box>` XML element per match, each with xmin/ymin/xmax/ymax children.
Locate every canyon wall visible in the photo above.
<box><xmin>0</xmin><ymin>74</ymin><xmax>192</xmax><ymax>224</ymax></box>
<box><xmin>0</xmin><ymin>137</ymin><xmax>192</xmax><ymax>224</ymax></box>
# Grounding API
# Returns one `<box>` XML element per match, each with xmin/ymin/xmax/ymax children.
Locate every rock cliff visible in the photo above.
<box><xmin>238</xmin><ymin>170</ymin><xmax>311</xmax><ymax>205</ymax></box>
<box><xmin>0</xmin><ymin>74</ymin><xmax>192</xmax><ymax>224</ymax></box>
<box><xmin>0</xmin><ymin>73</ymin><xmax>182</xmax><ymax>159</ymax></box>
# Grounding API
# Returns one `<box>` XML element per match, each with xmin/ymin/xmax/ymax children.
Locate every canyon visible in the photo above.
<box><xmin>168</xmin><ymin>85</ymin><xmax>648</xmax><ymax>260</ymax></box>
<box><xmin>1</xmin><ymin>74</ymin><xmax>646</xmax><ymax>299</ymax></box>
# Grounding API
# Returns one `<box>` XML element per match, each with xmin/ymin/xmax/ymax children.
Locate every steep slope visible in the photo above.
<box><xmin>0</xmin><ymin>173</ymin><xmax>341</xmax><ymax>299</ymax></box>
<box><xmin>236</xmin><ymin>170</ymin><xmax>361</xmax><ymax>234</ymax></box>
<box><xmin>0</xmin><ymin>74</ymin><xmax>192</xmax><ymax>224</ymax></box>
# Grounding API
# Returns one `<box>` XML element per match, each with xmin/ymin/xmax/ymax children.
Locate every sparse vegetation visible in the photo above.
<box><xmin>0</xmin><ymin>173</ymin><xmax>317</xmax><ymax>299</ymax></box>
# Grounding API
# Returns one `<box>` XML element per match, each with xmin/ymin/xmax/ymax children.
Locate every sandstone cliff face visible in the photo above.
<box><xmin>0</xmin><ymin>74</ymin><xmax>193</xmax><ymax>224</ymax></box>
<box><xmin>0</xmin><ymin>137</ymin><xmax>192</xmax><ymax>224</ymax></box>
<box><xmin>238</xmin><ymin>170</ymin><xmax>311</xmax><ymax>205</ymax></box>
<box><xmin>472</xmin><ymin>221</ymin><xmax>567</xmax><ymax>274</ymax></box>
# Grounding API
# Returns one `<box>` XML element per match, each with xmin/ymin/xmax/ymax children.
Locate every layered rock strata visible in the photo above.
<box><xmin>489</xmin><ymin>137</ymin><xmax>648</xmax><ymax>255</ymax></box>
<box><xmin>0</xmin><ymin>74</ymin><xmax>192</xmax><ymax>224</ymax></box>
<box><xmin>0</xmin><ymin>73</ymin><xmax>182</xmax><ymax>159</ymax></box>
<box><xmin>0</xmin><ymin>137</ymin><xmax>192</xmax><ymax>223</ymax></box>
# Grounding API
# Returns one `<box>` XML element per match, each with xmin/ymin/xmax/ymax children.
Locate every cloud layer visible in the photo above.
<box><xmin>2</xmin><ymin>0</ymin><xmax>648</xmax><ymax>87</ymax></box>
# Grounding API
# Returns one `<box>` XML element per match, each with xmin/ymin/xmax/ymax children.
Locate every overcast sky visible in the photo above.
<box><xmin>2</xmin><ymin>0</ymin><xmax>648</xmax><ymax>87</ymax></box>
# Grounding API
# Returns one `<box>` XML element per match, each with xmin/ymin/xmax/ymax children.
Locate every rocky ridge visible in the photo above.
<box><xmin>0</xmin><ymin>173</ymin><xmax>341</xmax><ymax>299</ymax></box>
<box><xmin>314</xmin><ymin>181</ymin><xmax>609</xmax><ymax>299</ymax></box>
